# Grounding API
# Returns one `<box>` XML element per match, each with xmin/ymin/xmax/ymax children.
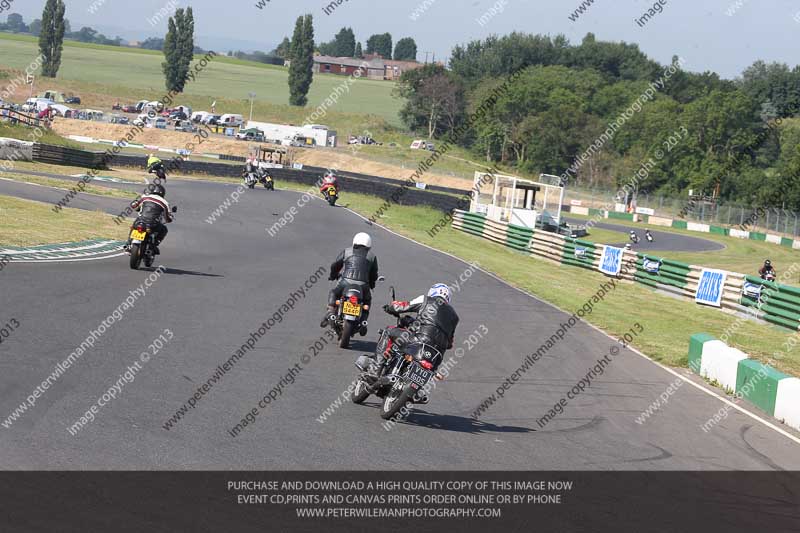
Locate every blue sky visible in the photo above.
<box><xmin>6</xmin><ymin>0</ymin><xmax>799</xmax><ymax>78</ymax></box>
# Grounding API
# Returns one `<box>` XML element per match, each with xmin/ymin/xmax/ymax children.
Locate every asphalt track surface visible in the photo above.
<box><xmin>1</xmin><ymin>176</ymin><xmax>799</xmax><ymax>470</ymax></box>
<box><xmin>564</xmin><ymin>217</ymin><xmax>724</xmax><ymax>252</ymax></box>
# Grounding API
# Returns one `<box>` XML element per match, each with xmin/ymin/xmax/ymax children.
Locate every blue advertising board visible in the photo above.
<box><xmin>695</xmin><ymin>268</ymin><xmax>727</xmax><ymax>307</ymax></box>
<box><xmin>599</xmin><ymin>246</ymin><xmax>623</xmax><ymax>276</ymax></box>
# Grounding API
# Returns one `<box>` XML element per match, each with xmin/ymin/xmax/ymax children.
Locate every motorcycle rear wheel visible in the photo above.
<box><xmin>129</xmin><ymin>243</ymin><xmax>142</xmax><ymax>270</ymax></box>
<box><xmin>339</xmin><ymin>320</ymin><xmax>354</xmax><ymax>348</ymax></box>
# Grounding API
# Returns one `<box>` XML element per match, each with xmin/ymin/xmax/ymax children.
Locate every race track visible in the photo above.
<box><xmin>1</xmin><ymin>177</ymin><xmax>799</xmax><ymax>470</ymax></box>
<box><xmin>565</xmin><ymin>217</ymin><xmax>724</xmax><ymax>252</ymax></box>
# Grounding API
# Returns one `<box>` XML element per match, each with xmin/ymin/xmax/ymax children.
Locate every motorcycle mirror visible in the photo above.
<box><xmin>171</xmin><ymin>206</ymin><xmax>178</xmax><ymax>213</ymax></box>
<box><xmin>377</xmin><ymin>276</ymin><xmax>386</xmax><ymax>283</ymax></box>
<box><xmin>390</xmin><ymin>286</ymin><xmax>396</xmax><ymax>300</ymax></box>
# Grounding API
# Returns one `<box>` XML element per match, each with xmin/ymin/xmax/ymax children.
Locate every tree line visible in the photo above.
<box><xmin>396</xmin><ymin>32</ymin><xmax>800</xmax><ymax>209</ymax></box>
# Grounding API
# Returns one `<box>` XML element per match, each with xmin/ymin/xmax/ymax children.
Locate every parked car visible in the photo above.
<box><xmin>146</xmin><ymin>116</ymin><xmax>167</xmax><ymax>129</ymax></box>
<box><xmin>169</xmin><ymin>110</ymin><xmax>188</xmax><ymax>121</ymax></box>
<box><xmin>174</xmin><ymin>120</ymin><xmax>196</xmax><ymax>132</ymax></box>
<box><xmin>121</xmin><ymin>104</ymin><xmax>138</xmax><ymax>113</ymax></box>
<box><xmin>236</xmin><ymin>128</ymin><xmax>265</xmax><ymax>142</ymax></box>
<box><xmin>110</xmin><ymin>114</ymin><xmax>130</xmax><ymax>125</ymax></box>
<box><xmin>202</xmin><ymin>114</ymin><xmax>222</xmax><ymax>125</ymax></box>
<box><xmin>192</xmin><ymin>111</ymin><xmax>211</xmax><ymax>123</ymax></box>
<box><xmin>65</xmin><ymin>95</ymin><xmax>81</xmax><ymax>104</ymax></box>
<box><xmin>135</xmin><ymin>100</ymin><xmax>150</xmax><ymax>112</ymax></box>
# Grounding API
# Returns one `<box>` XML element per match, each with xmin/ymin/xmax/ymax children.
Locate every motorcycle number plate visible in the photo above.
<box><xmin>130</xmin><ymin>229</ymin><xmax>147</xmax><ymax>241</ymax></box>
<box><xmin>328</xmin><ymin>188</ymin><xmax>337</xmax><ymax>196</ymax></box>
<box><xmin>408</xmin><ymin>364</ymin><xmax>432</xmax><ymax>389</ymax></box>
<box><xmin>342</xmin><ymin>302</ymin><xmax>361</xmax><ymax>316</ymax></box>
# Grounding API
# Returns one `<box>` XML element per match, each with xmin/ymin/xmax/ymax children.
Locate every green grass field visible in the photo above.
<box><xmin>0</xmin><ymin>33</ymin><xmax>402</xmax><ymax>126</ymax></box>
<box><xmin>0</xmin><ymin>194</ymin><xmax>127</xmax><ymax>245</ymax></box>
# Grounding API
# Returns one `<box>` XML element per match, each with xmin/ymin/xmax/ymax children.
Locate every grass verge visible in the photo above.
<box><xmin>0</xmin><ymin>171</ymin><xmax>137</xmax><ymax>199</ymax></box>
<box><xmin>0</xmin><ymin>194</ymin><xmax>127</xmax><ymax>246</ymax></box>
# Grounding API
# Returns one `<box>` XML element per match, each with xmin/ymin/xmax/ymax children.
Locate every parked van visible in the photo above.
<box><xmin>191</xmin><ymin>111</ymin><xmax>211</xmax><ymax>123</ymax></box>
<box><xmin>146</xmin><ymin>116</ymin><xmax>167</xmax><ymax>129</ymax></box>
<box><xmin>219</xmin><ymin>114</ymin><xmax>244</xmax><ymax>127</ymax></box>
<box><xmin>22</xmin><ymin>98</ymin><xmax>54</xmax><ymax>113</ymax></box>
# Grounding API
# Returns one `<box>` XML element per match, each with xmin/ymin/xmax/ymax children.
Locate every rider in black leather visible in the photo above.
<box><xmin>321</xmin><ymin>232</ymin><xmax>379</xmax><ymax>333</ymax></box>
<box><xmin>382</xmin><ymin>284</ymin><xmax>459</xmax><ymax>358</ymax></box>
<box><xmin>124</xmin><ymin>184</ymin><xmax>172</xmax><ymax>254</ymax></box>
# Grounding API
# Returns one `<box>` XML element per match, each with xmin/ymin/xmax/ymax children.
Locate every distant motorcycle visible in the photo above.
<box><xmin>258</xmin><ymin>170</ymin><xmax>274</xmax><ymax>190</ymax></box>
<box><xmin>322</xmin><ymin>185</ymin><xmax>338</xmax><ymax>206</ymax></box>
<box><xmin>629</xmin><ymin>232</ymin><xmax>640</xmax><ymax>244</ymax></box>
<box><xmin>761</xmin><ymin>271</ymin><xmax>776</xmax><ymax>282</ymax></box>
<box><xmin>128</xmin><ymin>206</ymin><xmax>177</xmax><ymax>270</ymax></box>
<box><xmin>352</xmin><ymin>286</ymin><xmax>442</xmax><ymax>420</ymax></box>
<box><xmin>645</xmin><ymin>230</ymin><xmax>654</xmax><ymax>243</ymax></box>
<box><xmin>244</xmin><ymin>172</ymin><xmax>258</xmax><ymax>189</ymax></box>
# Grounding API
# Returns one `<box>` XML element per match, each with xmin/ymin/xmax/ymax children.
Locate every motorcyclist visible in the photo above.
<box><xmin>629</xmin><ymin>230</ymin><xmax>639</xmax><ymax>243</ymax></box>
<box><xmin>645</xmin><ymin>229</ymin><xmax>653</xmax><ymax>242</ymax></box>
<box><xmin>320</xmin><ymin>171</ymin><xmax>339</xmax><ymax>196</ymax></box>
<box><xmin>257</xmin><ymin>166</ymin><xmax>273</xmax><ymax>188</ymax></box>
<box><xmin>378</xmin><ymin>283</ymin><xmax>460</xmax><ymax>404</ymax></box>
<box><xmin>242</xmin><ymin>159</ymin><xmax>258</xmax><ymax>185</ymax></box>
<box><xmin>759</xmin><ymin>260</ymin><xmax>776</xmax><ymax>280</ymax></box>
<box><xmin>321</xmin><ymin>232</ymin><xmax>379</xmax><ymax>336</ymax></box>
<box><xmin>124</xmin><ymin>183</ymin><xmax>173</xmax><ymax>255</ymax></box>
<box><xmin>147</xmin><ymin>154</ymin><xmax>166</xmax><ymax>181</ymax></box>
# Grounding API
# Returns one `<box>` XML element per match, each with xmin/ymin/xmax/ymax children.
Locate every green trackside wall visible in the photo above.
<box><xmin>506</xmin><ymin>224</ymin><xmax>534</xmax><ymax>253</ymax></box>
<box><xmin>457</xmin><ymin>212</ymin><xmax>487</xmax><ymax>238</ymax></box>
<box><xmin>740</xmin><ymin>275</ymin><xmax>800</xmax><ymax>330</ymax></box>
<box><xmin>671</xmin><ymin>220</ymin><xmax>688</xmax><ymax>230</ymax></box>
<box><xmin>561</xmin><ymin>238</ymin><xmax>598</xmax><ymax>271</ymax></box>
<box><xmin>634</xmin><ymin>255</ymin><xmax>690</xmax><ymax>290</ymax></box>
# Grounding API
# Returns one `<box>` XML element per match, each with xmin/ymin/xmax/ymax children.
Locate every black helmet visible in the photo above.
<box><xmin>765</xmin><ymin>260</ymin><xmax>772</xmax><ymax>266</ymax></box>
<box><xmin>147</xmin><ymin>183</ymin><xmax>166</xmax><ymax>197</ymax></box>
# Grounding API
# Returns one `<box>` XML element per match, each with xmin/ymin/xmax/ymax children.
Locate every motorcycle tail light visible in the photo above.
<box><xmin>136</xmin><ymin>225</ymin><xmax>145</xmax><ymax>231</ymax></box>
<box><xmin>349</xmin><ymin>295</ymin><xmax>359</xmax><ymax>304</ymax></box>
<box><xmin>335</xmin><ymin>300</ymin><xmax>341</xmax><ymax>306</ymax></box>
<box><xmin>420</xmin><ymin>360</ymin><xmax>434</xmax><ymax>370</ymax></box>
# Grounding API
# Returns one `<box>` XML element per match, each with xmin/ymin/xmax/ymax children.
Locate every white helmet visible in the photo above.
<box><xmin>353</xmin><ymin>232</ymin><xmax>372</xmax><ymax>248</ymax></box>
<box><xmin>428</xmin><ymin>283</ymin><xmax>451</xmax><ymax>303</ymax></box>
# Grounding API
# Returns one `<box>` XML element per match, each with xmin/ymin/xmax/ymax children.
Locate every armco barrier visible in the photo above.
<box><xmin>451</xmin><ymin>209</ymin><xmax>800</xmax><ymax>331</ymax></box>
<box><xmin>689</xmin><ymin>333</ymin><xmax>800</xmax><ymax>432</ymax></box>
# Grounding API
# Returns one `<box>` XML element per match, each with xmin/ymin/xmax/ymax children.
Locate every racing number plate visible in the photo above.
<box><xmin>328</xmin><ymin>188</ymin><xmax>337</xmax><ymax>196</ymax></box>
<box><xmin>342</xmin><ymin>302</ymin><xmax>361</xmax><ymax>316</ymax></box>
<box><xmin>129</xmin><ymin>229</ymin><xmax>147</xmax><ymax>241</ymax></box>
<box><xmin>408</xmin><ymin>364</ymin><xmax>432</xmax><ymax>390</ymax></box>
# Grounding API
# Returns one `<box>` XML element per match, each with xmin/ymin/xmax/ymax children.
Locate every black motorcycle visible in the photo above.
<box><xmin>352</xmin><ymin>287</ymin><xmax>443</xmax><ymax>420</ymax></box>
<box><xmin>323</xmin><ymin>186</ymin><xmax>338</xmax><ymax>206</ymax></box>
<box><xmin>645</xmin><ymin>231</ymin><xmax>654</xmax><ymax>243</ymax></box>
<box><xmin>128</xmin><ymin>206</ymin><xmax>177</xmax><ymax>270</ymax></box>
<box><xmin>629</xmin><ymin>232</ymin><xmax>640</xmax><ymax>244</ymax></box>
<box><xmin>258</xmin><ymin>171</ymin><xmax>274</xmax><ymax>190</ymax></box>
<box><xmin>243</xmin><ymin>172</ymin><xmax>258</xmax><ymax>189</ymax></box>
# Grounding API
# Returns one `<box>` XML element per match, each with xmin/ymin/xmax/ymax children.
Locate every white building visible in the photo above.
<box><xmin>245</xmin><ymin>121</ymin><xmax>337</xmax><ymax>148</ymax></box>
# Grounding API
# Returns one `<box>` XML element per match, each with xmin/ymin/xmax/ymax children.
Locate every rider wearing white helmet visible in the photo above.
<box><xmin>321</xmin><ymin>232</ymin><xmax>380</xmax><ymax>335</ymax></box>
<box><xmin>379</xmin><ymin>283</ymin><xmax>460</xmax><ymax>402</ymax></box>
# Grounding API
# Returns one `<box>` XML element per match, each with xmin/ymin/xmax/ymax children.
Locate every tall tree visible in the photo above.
<box><xmin>288</xmin><ymin>14</ymin><xmax>314</xmax><ymax>106</ymax></box>
<box><xmin>161</xmin><ymin>8</ymin><xmax>195</xmax><ymax>92</ymax></box>
<box><xmin>354</xmin><ymin>42</ymin><xmax>363</xmax><ymax>59</ymax></box>
<box><xmin>271</xmin><ymin>37</ymin><xmax>291</xmax><ymax>59</ymax></box>
<box><xmin>393</xmin><ymin>37</ymin><xmax>417</xmax><ymax>61</ymax></box>
<box><xmin>366</xmin><ymin>33</ymin><xmax>392</xmax><ymax>58</ymax></box>
<box><xmin>331</xmin><ymin>27</ymin><xmax>356</xmax><ymax>57</ymax></box>
<box><xmin>38</xmin><ymin>0</ymin><xmax>65</xmax><ymax>78</ymax></box>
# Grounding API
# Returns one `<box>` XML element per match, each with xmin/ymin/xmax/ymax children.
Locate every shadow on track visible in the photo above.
<box><xmin>358</xmin><ymin>403</ymin><xmax>536</xmax><ymax>435</ymax></box>
<box><xmin>146</xmin><ymin>267</ymin><xmax>224</xmax><ymax>278</ymax></box>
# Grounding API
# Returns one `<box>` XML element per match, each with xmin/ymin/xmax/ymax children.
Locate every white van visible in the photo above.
<box><xmin>192</xmin><ymin>111</ymin><xmax>211</xmax><ymax>123</ymax></box>
<box><xmin>219</xmin><ymin>114</ymin><xmax>244</xmax><ymax>127</ymax></box>
<box><xmin>22</xmin><ymin>98</ymin><xmax>54</xmax><ymax>113</ymax></box>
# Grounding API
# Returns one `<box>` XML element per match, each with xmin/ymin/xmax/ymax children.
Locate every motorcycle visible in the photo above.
<box><xmin>352</xmin><ymin>287</ymin><xmax>443</xmax><ymax>420</ymax></box>
<box><xmin>761</xmin><ymin>271</ymin><xmax>776</xmax><ymax>282</ymax></box>
<box><xmin>244</xmin><ymin>172</ymin><xmax>258</xmax><ymax>189</ymax></box>
<box><xmin>328</xmin><ymin>276</ymin><xmax>384</xmax><ymax>349</ymax></box>
<box><xmin>629</xmin><ymin>232</ymin><xmax>640</xmax><ymax>244</ymax></box>
<box><xmin>322</xmin><ymin>185</ymin><xmax>338</xmax><ymax>206</ymax></box>
<box><xmin>128</xmin><ymin>206</ymin><xmax>177</xmax><ymax>270</ymax></box>
<box><xmin>645</xmin><ymin>231</ymin><xmax>654</xmax><ymax>243</ymax></box>
<box><xmin>258</xmin><ymin>171</ymin><xmax>274</xmax><ymax>190</ymax></box>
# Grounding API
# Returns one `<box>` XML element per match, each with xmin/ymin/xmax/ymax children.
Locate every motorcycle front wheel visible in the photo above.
<box><xmin>351</xmin><ymin>378</ymin><xmax>371</xmax><ymax>404</ymax></box>
<box><xmin>380</xmin><ymin>381</ymin><xmax>414</xmax><ymax>420</ymax></box>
